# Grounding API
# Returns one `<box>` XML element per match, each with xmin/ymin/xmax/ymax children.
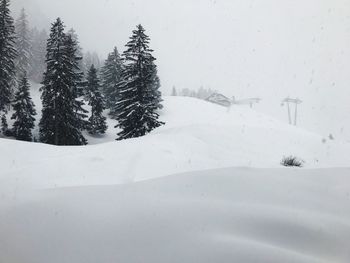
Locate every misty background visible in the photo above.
<box><xmin>10</xmin><ymin>0</ymin><xmax>350</xmax><ymax>141</ymax></box>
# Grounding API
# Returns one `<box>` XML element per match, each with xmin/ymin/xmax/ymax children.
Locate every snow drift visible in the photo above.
<box><xmin>1</xmin><ymin>167</ymin><xmax>350</xmax><ymax>263</ymax></box>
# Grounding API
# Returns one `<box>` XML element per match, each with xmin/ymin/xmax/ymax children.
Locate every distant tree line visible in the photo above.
<box><xmin>171</xmin><ymin>86</ymin><xmax>217</xmax><ymax>100</ymax></box>
<box><xmin>0</xmin><ymin>0</ymin><xmax>164</xmax><ymax>145</ymax></box>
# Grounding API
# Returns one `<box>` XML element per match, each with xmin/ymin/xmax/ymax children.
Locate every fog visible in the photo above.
<box><xmin>10</xmin><ymin>0</ymin><xmax>350</xmax><ymax>140</ymax></box>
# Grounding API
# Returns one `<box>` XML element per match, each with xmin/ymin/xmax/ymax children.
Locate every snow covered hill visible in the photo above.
<box><xmin>1</xmin><ymin>95</ymin><xmax>350</xmax><ymax>193</ymax></box>
<box><xmin>1</xmin><ymin>167</ymin><xmax>350</xmax><ymax>263</ymax></box>
<box><xmin>1</xmin><ymin>95</ymin><xmax>350</xmax><ymax>263</ymax></box>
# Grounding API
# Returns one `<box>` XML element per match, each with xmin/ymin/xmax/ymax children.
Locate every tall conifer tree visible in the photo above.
<box><xmin>28</xmin><ymin>28</ymin><xmax>47</xmax><ymax>82</ymax></box>
<box><xmin>14</xmin><ymin>8</ymin><xmax>31</xmax><ymax>79</ymax></box>
<box><xmin>114</xmin><ymin>24</ymin><xmax>164</xmax><ymax>140</ymax></box>
<box><xmin>39</xmin><ymin>18</ymin><xmax>87</xmax><ymax>145</ymax></box>
<box><xmin>171</xmin><ymin>86</ymin><xmax>177</xmax><ymax>96</ymax></box>
<box><xmin>1</xmin><ymin>114</ymin><xmax>8</xmax><ymax>135</ymax></box>
<box><xmin>83</xmin><ymin>51</ymin><xmax>101</xmax><ymax>75</ymax></box>
<box><xmin>11</xmin><ymin>75</ymin><xmax>36</xmax><ymax>141</ymax></box>
<box><xmin>147</xmin><ymin>64</ymin><xmax>163</xmax><ymax>110</ymax></box>
<box><xmin>67</xmin><ymin>28</ymin><xmax>84</xmax><ymax>84</ymax></box>
<box><xmin>86</xmin><ymin>65</ymin><xmax>107</xmax><ymax>135</ymax></box>
<box><xmin>101</xmin><ymin>47</ymin><xmax>123</xmax><ymax>113</ymax></box>
<box><xmin>0</xmin><ymin>0</ymin><xmax>17</xmax><ymax>112</ymax></box>
<box><xmin>64</xmin><ymin>33</ymin><xmax>88</xmax><ymax>129</ymax></box>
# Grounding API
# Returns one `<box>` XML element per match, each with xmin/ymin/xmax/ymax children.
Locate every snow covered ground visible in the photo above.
<box><xmin>1</xmin><ymin>92</ymin><xmax>350</xmax><ymax>262</ymax></box>
<box><xmin>1</xmin><ymin>167</ymin><xmax>350</xmax><ymax>263</ymax></box>
<box><xmin>2</xmin><ymin>95</ymin><xmax>350</xmax><ymax>192</ymax></box>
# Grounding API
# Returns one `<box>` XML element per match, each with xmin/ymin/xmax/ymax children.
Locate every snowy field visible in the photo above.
<box><xmin>1</xmin><ymin>94</ymin><xmax>350</xmax><ymax>262</ymax></box>
<box><xmin>1</xmin><ymin>168</ymin><xmax>350</xmax><ymax>263</ymax></box>
<box><xmin>2</xmin><ymin>93</ymin><xmax>350</xmax><ymax>192</ymax></box>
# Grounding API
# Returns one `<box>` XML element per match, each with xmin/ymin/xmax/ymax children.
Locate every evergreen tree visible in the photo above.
<box><xmin>181</xmin><ymin>88</ymin><xmax>190</xmax><ymax>97</ymax></box>
<box><xmin>67</xmin><ymin>29</ymin><xmax>82</xmax><ymax>57</ymax></box>
<box><xmin>28</xmin><ymin>28</ymin><xmax>47</xmax><ymax>83</ymax></box>
<box><xmin>86</xmin><ymin>65</ymin><xmax>107</xmax><ymax>135</ymax></box>
<box><xmin>64</xmin><ymin>31</ymin><xmax>87</xmax><ymax>110</ymax></box>
<box><xmin>11</xmin><ymin>74</ymin><xmax>36</xmax><ymax>141</ymax></box>
<box><xmin>101</xmin><ymin>47</ymin><xmax>123</xmax><ymax>113</ymax></box>
<box><xmin>14</xmin><ymin>8</ymin><xmax>32</xmax><ymax>79</ymax></box>
<box><xmin>83</xmin><ymin>51</ymin><xmax>101</xmax><ymax>74</ymax></box>
<box><xmin>0</xmin><ymin>0</ymin><xmax>17</xmax><ymax>112</ymax></box>
<box><xmin>63</xmin><ymin>29</ymin><xmax>88</xmax><ymax>139</ymax></box>
<box><xmin>67</xmin><ymin>28</ymin><xmax>84</xmax><ymax>76</ymax></box>
<box><xmin>1</xmin><ymin>114</ymin><xmax>8</xmax><ymax>135</ymax></box>
<box><xmin>171</xmin><ymin>86</ymin><xmax>177</xmax><ymax>96</ymax></box>
<box><xmin>114</xmin><ymin>24</ymin><xmax>164</xmax><ymax>140</ymax></box>
<box><xmin>39</xmin><ymin>18</ymin><xmax>87</xmax><ymax>145</ymax></box>
<box><xmin>148</xmin><ymin>64</ymin><xmax>163</xmax><ymax>110</ymax></box>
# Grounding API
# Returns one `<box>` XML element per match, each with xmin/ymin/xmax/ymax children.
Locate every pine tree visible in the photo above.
<box><xmin>65</xmin><ymin>30</ymin><xmax>86</xmax><ymax>99</ymax></box>
<box><xmin>83</xmin><ymin>51</ymin><xmax>102</xmax><ymax>75</ymax></box>
<box><xmin>63</xmin><ymin>29</ymin><xmax>88</xmax><ymax>140</ymax></box>
<box><xmin>171</xmin><ymin>86</ymin><xmax>177</xmax><ymax>96</ymax></box>
<box><xmin>14</xmin><ymin>8</ymin><xmax>32</xmax><ymax>79</ymax></box>
<box><xmin>0</xmin><ymin>0</ymin><xmax>17</xmax><ymax>113</ymax></box>
<box><xmin>28</xmin><ymin>28</ymin><xmax>47</xmax><ymax>83</ymax></box>
<box><xmin>114</xmin><ymin>24</ymin><xmax>164</xmax><ymax>140</ymax></box>
<box><xmin>101</xmin><ymin>47</ymin><xmax>123</xmax><ymax>113</ymax></box>
<box><xmin>67</xmin><ymin>28</ymin><xmax>84</xmax><ymax>77</ymax></box>
<box><xmin>39</xmin><ymin>18</ymin><xmax>87</xmax><ymax>145</ymax></box>
<box><xmin>11</xmin><ymin>74</ymin><xmax>36</xmax><ymax>141</ymax></box>
<box><xmin>86</xmin><ymin>65</ymin><xmax>107</xmax><ymax>135</ymax></box>
<box><xmin>148</xmin><ymin>64</ymin><xmax>163</xmax><ymax>110</ymax></box>
<box><xmin>67</xmin><ymin>29</ymin><xmax>82</xmax><ymax>58</ymax></box>
<box><xmin>1</xmin><ymin>114</ymin><xmax>8</xmax><ymax>135</ymax></box>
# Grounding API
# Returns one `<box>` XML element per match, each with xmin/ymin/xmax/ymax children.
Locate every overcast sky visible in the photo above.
<box><xmin>10</xmin><ymin>0</ymin><xmax>350</xmax><ymax>139</ymax></box>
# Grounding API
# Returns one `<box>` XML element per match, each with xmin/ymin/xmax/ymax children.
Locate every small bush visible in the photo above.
<box><xmin>4</xmin><ymin>129</ymin><xmax>14</xmax><ymax>137</ymax></box>
<box><xmin>281</xmin><ymin>156</ymin><xmax>304</xmax><ymax>167</ymax></box>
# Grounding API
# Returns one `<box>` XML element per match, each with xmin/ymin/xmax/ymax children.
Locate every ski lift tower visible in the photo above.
<box><xmin>281</xmin><ymin>97</ymin><xmax>302</xmax><ymax>126</ymax></box>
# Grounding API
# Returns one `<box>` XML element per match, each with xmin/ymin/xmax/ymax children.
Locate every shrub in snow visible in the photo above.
<box><xmin>281</xmin><ymin>156</ymin><xmax>304</xmax><ymax>167</ymax></box>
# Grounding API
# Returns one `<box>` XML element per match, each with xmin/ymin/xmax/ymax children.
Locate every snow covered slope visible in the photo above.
<box><xmin>1</xmin><ymin>167</ymin><xmax>350</xmax><ymax>263</ymax></box>
<box><xmin>1</xmin><ymin>95</ymin><xmax>350</xmax><ymax>263</ymax></box>
<box><xmin>1</xmin><ymin>96</ymin><xmax>350</xmax><ymax>194</ymax></box>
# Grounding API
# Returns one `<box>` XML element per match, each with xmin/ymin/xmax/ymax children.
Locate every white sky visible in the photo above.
<box><xmin>10</xmin><ymin>0</ymin><xmax>350</xmax><ymax>139</ymax></box>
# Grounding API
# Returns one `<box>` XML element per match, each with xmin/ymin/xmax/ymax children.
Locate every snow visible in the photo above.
<box><xmin>2</xmin><ymin>93</ymin><xmax>350</xmax><ymax>192</ymax></box>
<box><xmin>1</xmin><ymin>167</ymin><xmax>350</xmax><ymax>263</ymax></box>
<box><xmin>1</xmin><ymin>91</ymin><xmax>350</xmax><ymax>263</ymax></box>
